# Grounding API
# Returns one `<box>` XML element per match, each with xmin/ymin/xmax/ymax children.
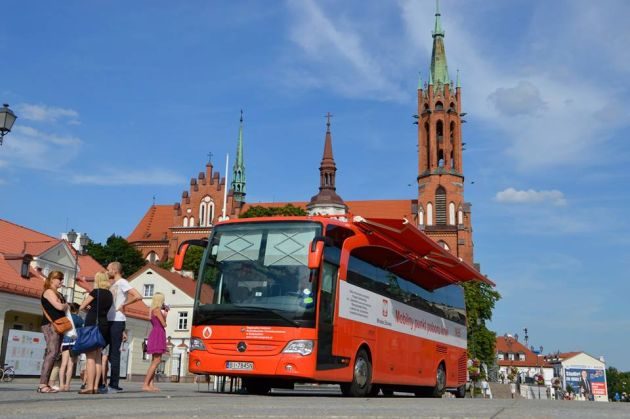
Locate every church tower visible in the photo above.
<box><xmin>307</xmin><ymin>113</ymin><xmax>348</xmax><ymax>216</ymax></box>
<box><xmin>415</xmin><ymin>0</ymin><xmax>474</xmax><ymax>264</ymax></box>
<box><xmin>231</xmin><ymin>110</ymin><xmax>246</xmax><ymax>203</ymax></box>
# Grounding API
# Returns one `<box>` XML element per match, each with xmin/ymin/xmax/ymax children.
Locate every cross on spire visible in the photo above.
<box><xmin>207</xmin><ymin>152</ymin><xmax>213</xmax><ymax>164</ymax></box>
<box><xmin>325</xmin><ymin>112</ymin><xmax>333</xmax><ymax>132</ymax></box>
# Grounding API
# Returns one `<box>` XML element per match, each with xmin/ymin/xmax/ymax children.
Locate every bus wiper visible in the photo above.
<box><xmin>234</xmin><ymin>305</ymin><xmax>301</xmax><ymax>327</ymax></box>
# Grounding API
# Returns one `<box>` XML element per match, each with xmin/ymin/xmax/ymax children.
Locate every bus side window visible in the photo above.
<box><xmin>322</xmin><ymin>262</ymin><xmax>335</xmax><ymax>294</ymax></box>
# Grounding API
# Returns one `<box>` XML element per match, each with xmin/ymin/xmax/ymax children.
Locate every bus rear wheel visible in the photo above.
<box><xmin>415</xmin><ymin>363</ymin><xmax>446</xmax><ymax>398</ymax></box>
<box><xmin>242</xmin><ymin>378</ymin><xmax>271</xmax><ymax>395</ymax></box>
<box><xmin>340</xmin><ymin>348</ymin><xmax>373</xmax><ymax>397</ymax></box>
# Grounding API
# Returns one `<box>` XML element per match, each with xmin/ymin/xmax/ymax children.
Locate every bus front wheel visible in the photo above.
<box><xmin>242</xmin><ymin>378</ymin><xmax>271</xmax><ymax>395</ymax></box>
<box><xmin>340</xmin><ymin>348</ymin><xmax>373</xmax><ymax>397</ymax></box>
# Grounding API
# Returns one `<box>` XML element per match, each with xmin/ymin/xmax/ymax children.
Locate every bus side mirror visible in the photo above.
<box><xmin>308</xmin><ymin>238</ymin><xmax>325</xmax><ymax>270</ymax></box>
<box><xmin>173</xmin><ymin>239</ymin><xmax>208</xmax><ymax>271</ymax></box>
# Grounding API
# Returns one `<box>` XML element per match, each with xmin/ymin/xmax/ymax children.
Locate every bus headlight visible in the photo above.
<box><xmin>190</xmin><ymin>337</ymin><xmax>207</xmax><ymax>352</ymax></box>
<box><xmin>282</xmin><ymin>340</ymin><xmax>314</xmax><ymax>356</ymax></box>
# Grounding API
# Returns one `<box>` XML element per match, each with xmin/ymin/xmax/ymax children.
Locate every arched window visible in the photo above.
<box><xmin>438</xmin><ymin>149</ymin><xmax>444</xmax><ymax>167</ymax></box>
<box><xmin>199</xmin><ymin>203</ymin><xmax>206</xmax><ymax>227</ymax></box>
<box><xmin>449</xmin><ymin>202</ymin><xmax>456</xmax><ymax>225</ymax></box>
<box><xmin>183</xmin><ymin>217</ymin><xmax>189</xmax><ymax>227</ymax></box>
<box><xmin>190</xmin><ymin>216</ymin><xmax>195</xmax><ymax>226</ymax></box>
<box><xmin>438</xmin><ymin>240</ymin><xmax>450</xmax><ymax>251</ymax></box>
<box><xmin>146</xmin><ymin>251</ymin><xmax>159</xmax><ymax>264</ymax></box>
<box><xmin>207</xmin><ymin>202</ymin><xmax>215</xmax><ymax>225</ymax></box>
<box><xmin>449</xmin><ymin>102</ymin><xmax>455</xmax><ymax>110</ymax></box>
<box><xmin>435</xmin><ymin>186</ymin><xmax>446</xmax><ymax>225</ymax></box>
<box><xmin>427</xmin><ymin>203</ymin><xmax>433</xmax><ymax>226</ymax></box>
<box><xmin>418</xmin><ymin>206</ymin><xmax>424</xmax><ymax>226</ymax></box>
<box><xmin>458</xmin><ymin>209</ymin><xmax>464</xmax><ymax>225</ymax></box>
<box><xmin>435</xmin><ymin>101</ymin><xmax>444</xmax><ymax>110</ymax></box>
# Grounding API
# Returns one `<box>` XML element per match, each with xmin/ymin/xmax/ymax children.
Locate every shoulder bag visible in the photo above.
<box><xmin>72</xmin><ymin>289</ymin><xmax>106</xmax><ymax>355</ymax></box>
<box><xmin>42</xmin><ymin>293</ymin><xmax>73</xmax><ymax>334</ymax></box>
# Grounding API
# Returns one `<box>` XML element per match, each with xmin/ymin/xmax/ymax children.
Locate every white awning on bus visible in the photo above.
<box><xmin>352</xmin><ymin>216</ymin><xmax>494</xmax><ymax>290</ymax></box>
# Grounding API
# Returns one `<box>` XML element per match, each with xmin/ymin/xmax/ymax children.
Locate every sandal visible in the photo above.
<box><xmin>36</xmin><ymin>385</ymin><xmax>58</xmax><ymax>393</ymax></box>
<box><xmin>78</xmin><ymin>388</ymin><xmax>95</xmax><ymax>394</ymax></box>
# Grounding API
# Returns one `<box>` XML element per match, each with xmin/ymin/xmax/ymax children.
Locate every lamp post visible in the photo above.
<box><xmin>66</xmin><ymin>229</ymin><xmax>91</xmax><ymax>303</ymax></box>
<box><xmin>0</xmin><ymin>104</ymin><xmax>18</xmax><ymax>146</ymax></box>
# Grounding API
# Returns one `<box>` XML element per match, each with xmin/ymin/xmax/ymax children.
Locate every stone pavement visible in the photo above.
<box><xmin>1</xmin><ymin>379</ymin><xmax>630</xmax><ymax>418</ymax></box>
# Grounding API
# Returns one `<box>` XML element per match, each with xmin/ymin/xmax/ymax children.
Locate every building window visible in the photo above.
<box><xmin>143</xmin><ymin>284</ymin><xmax>155</xmax><ymax>298</ymax></box>
<box><xmin>178</xmin><ymin>312</ymin><xmax>188</xmax><ymax>330</ymax></box>
<box><xmin>427</xmin><ymin>203</ymin><xmax>433</xmax><ymax>226</ymax></box>
<box><xmin>449</xmin><ymin>202</ymin><xmax>456</xmax><ymax>225</ymax></box>
<box><xmin>498</xmin><ymin>353</ymin><xmax>504</xmax><ymax>361</ymax></box>
<box><xmin>435</xmin><ymin>186</ymin><xmax>446</xmax><ymax>225</ymax></box>
<box><xmin>458</xmin><ymin>209</ymin><xmax>463</xmax><ymax>225</ymax></box>
<box><xmin>207</xmin><ymin>201</ymin><xmax>215</xmax><ymax>225</ymax></box>
<box><xmin>183</xmin><ymin>217</ymin><xmax>188</xmax><ymax>227</ymax></box>
<box><xmin>508</xmin><ymin>353</ymin><xmax>515</xmax><ymax>361</ymax></box>
<box><xmin>146</xmin><ymin>251</ymin><xmax>159</xmax><ymax>264</ymax></box>
<box><xmin>519</xmin><ymin>353</ymin><xmax>526</xmax><ymax>361</ymax></box>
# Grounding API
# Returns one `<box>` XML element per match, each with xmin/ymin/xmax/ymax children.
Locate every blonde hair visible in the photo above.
<box><xmin>94</xmin><ymin>272</ymin><xmax>111</xmax><ymax>289</ymax></box>
<box><xmin>44</xmin><ymin>271</ymin><xmax>64</xmax><ymax>291</ymax></box>
<box><xmin>150</xmin><ymin>292</ymin><xmax>165</xmax><ymax>310</ymax></box>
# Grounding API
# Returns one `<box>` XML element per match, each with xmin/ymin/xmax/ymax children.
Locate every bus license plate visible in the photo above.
<box><xmin>226</xmin><ymin>361</ymin><xmax>254</xmax><ymax>370</ymax></box>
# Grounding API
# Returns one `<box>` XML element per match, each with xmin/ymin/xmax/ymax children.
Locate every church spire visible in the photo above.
<box><xmin>307</xmin><ymin>113</ymin><xmax>348</xmax><ymax>216</ymax></box>
<box><xmin>231</xmin><ymin>110</ymin><xmax>246</xmax><ymax>203</ymax></box>
<box><xmin>430</xmin><ymin>0</ymin><xmax>449</xmax><ymax>88</ymax></box>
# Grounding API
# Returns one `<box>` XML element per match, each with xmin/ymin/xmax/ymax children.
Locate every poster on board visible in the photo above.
<box><xmin>4</xmin><ymin>329</ymin><xmax>46</xmax><ymax>375</ymax></box>
<box><xmin>564</xmin><ymin>367</ymin><xmax>608</xmax><ymax>402</ymax></box>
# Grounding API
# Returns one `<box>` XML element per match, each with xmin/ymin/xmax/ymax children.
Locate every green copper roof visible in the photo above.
<box><xmin>456</xmin><ymin>69</ymin><xmax>461</xmax><ymax>88</ymax></box>
<box><xmin>231</xmin><ymin>110</ymin><xmax>246</xmax><ymax>200</ymax></box>
<box><xmin>430</xmin><ymin>0</ymin><xmax>450</xmax><ymax>88</ymax></box>
<box><xmin>418</xmin><ymin>72</ymin><xmax>423</xmax><ymax>89</ymax></box>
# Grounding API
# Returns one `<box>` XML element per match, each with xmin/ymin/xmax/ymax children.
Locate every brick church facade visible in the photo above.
<box><xmin>128</xmin><ymin>4</ymin><xmax>475</xmax><ymax>268</ymax></box>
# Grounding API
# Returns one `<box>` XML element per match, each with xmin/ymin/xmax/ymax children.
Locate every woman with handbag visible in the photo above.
<box><xmin>78</xmin><ymin>272</ymin><xmax>113</xmax><ymax>394</ymax></box>
<box><xmin>38</xmin><ymin>271</ymin><xmax>69</xmax><ymax>393</ymax></box>
<box><xmin>142</xmin><ymin>292</ymin><xmax>168</xmax><ymax>392</ymax></box>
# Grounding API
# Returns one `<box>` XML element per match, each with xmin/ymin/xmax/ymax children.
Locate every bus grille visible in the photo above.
<box><xmin>208</xmin><ymin>340</ymin><xmax>284</xmax><ymax>355</ymax></box>
<box><xmin>436</xmin><ymin>344</ymin><xmax>447</xmax><ymax>354</ymax></box>
<box><xmin>458</xmin><ymin>354</ymin><xmax>467</xmax><ymax>383</ymax></box>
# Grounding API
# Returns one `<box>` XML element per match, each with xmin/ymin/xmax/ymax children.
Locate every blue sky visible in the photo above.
<box><xmin>2</xmin><ymin>1</ymin><xmax>630</xmax><ymax>370</ymax></box>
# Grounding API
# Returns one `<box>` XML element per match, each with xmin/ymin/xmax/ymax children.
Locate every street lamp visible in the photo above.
<box><xmin>0</xmin><ymin>104</ymin><xmax>17</xmax><ymax>145</ymax></box>
<box><xmin>66</xmin><ymin>229</ymin><xmax>91</xmax><ymax>303</ymax></box>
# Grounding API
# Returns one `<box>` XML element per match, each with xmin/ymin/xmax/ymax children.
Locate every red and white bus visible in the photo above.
<box><xmin>175</xmin><ymin>215</ymin><xmax>493</xmax><ymax>397</ymax></box>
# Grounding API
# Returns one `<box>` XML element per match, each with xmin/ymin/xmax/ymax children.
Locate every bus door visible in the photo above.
<box><xmin>316</xmin><ymin>258</ymin><xmax>338</xmax><ymax>369</ymax></box>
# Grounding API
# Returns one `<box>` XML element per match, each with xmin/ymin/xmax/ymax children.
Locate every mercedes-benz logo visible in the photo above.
<box><xmin>237</xmin><ymin>341</ymin><xmax>247</xmax><ymax>352</ymax></box>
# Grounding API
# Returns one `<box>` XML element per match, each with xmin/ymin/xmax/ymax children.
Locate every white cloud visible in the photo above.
<box><xmin>71</xmin><ymin>169</ymin><xmax>186</xmax><ymax>186</ymax></box>
<box><xmin>16</xmin><ymin>103</ymin><xmax>80</xmax><ymax>124</ymax></box>
<box><xmin>285</xmin><ymin>0</ymin><xmax>408</xmax><ymax>102</ymax></box>
<box><xmin>495</xmin><ymin>187</ymin><xmax>566</xmax><ymax>206</ymax></box>
<box><xmin>2</xmin><ymin>125</ymin><xmax>82</xmax><ymax>170</ymax></box>
<box><xmin>488</xmin><ymin>81</ymin><xmax>546</xmax><ymax>116</ymax></box>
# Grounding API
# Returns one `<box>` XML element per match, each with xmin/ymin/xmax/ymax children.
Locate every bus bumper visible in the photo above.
<box><xmin>188</xmin><ymin>350</ymin><xmax>316</xmax><ymax>379</ymax></box>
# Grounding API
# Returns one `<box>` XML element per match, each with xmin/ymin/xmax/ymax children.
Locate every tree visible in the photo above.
<box><xmin>606</xmin><ymin>367</ymin><xmax>630</xmax><ymax>397</ymax></box>
<box><xmin>239</xmin><ymin>204</ymin><xmax>307</xmax><ymax>218</ymax></box>
<box><xmin>463</xmin><ymin>281</ymin><xmax>501</xmax><ymax>367</ymax></box>
<box><xmin>85</xmin><ymin>235</ymin><xmax>146</xmax><ymax>277</ymax></box>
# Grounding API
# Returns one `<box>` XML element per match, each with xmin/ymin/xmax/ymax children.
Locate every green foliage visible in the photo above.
<box><xmin>239</xmin><ymin>204</ymin><xmax>307</xmax><ymax>218</ymax></box>
<box><xmin>85</xmin><ymin>235</ymin><xmax>146</xmax><ymax>277</ymax></box>
<box><xmin>606</xmin><ymin>367</ymin><xmax>630</xmax><ymax>397</ymax></box>
<box><xmin>159</xmin><ymin>245</ymin><xmax>205</xmax><ymax>278</ymax></box>
<box><xmin>463</xmin><ymin>281</ymin><xmax>501</xmax><ymax>367</ymax></box>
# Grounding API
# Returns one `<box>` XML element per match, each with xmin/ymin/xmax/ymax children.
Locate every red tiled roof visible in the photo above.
<box><xmin>127</xmin><ymin>205</ymin><xmax>173</xmax><ymax>243</ymax></box>
<box><xmin>0</xmin><ymin>219</ymin><xmax>58</xmax><ymax>254</ymax></box>
<box><xmin>0</xmin><ymin>255</ymin><xmax>45</xmax><ymax>298</ymax></box>
<box><xmin>495</xmin><ymin>336</ymin><xmax>552</xmax><ymax>368</ymax></box>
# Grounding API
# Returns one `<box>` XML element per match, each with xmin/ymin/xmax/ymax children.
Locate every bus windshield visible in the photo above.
<box><xmin>194</xmin><ymin>221</ymin><xmax>322</xmax><ymax>328</ymax></box>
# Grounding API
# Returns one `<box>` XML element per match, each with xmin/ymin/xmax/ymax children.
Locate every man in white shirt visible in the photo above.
<box><xmin>106</xmin><ymin>262</ymin><xmax>141</xmax><ymax>392</ymax></box>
